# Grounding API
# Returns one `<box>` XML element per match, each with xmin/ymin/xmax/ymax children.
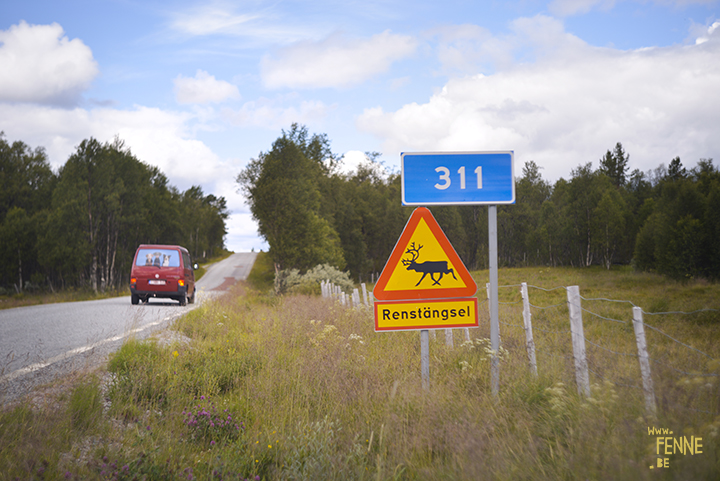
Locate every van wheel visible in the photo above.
<box><xmin>188</xmin><ymin>288</ymin><xmax>195</xmax><ymax>304</ymax></box>
<box><xmin>179</xmin><ymin>296</ymin><xmax>187</xmax><ymax>306</ymax></box>
<box><xmin>131</xmin><ymin>294</ymin><xmax>139</xmax><ymax>305</ymax></box>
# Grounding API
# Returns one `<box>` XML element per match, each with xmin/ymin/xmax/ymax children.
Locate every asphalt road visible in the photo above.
<box><xmin>0</xmin><ymin>252</ymin><xmax>257</xmax><ymax>404</ymax></box>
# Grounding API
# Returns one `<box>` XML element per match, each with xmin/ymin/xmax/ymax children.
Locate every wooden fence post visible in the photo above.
<box><xmin>567</xmin><ymin>285</ymin><xmax>591</xmax><ymax>397</ymax></box>
<box><xmin>632</xmin><ymin>307</ymin><xmax>657</xmax><ymax>416</ymax></box>
<box><xmin>361</xmin><ymin>283</ymin><xmax>368</xmax><ymax>306</ymax></box>
<box><xmin>521</xmin><ymin>283</ymin><xmax>538</xmax><ymax>377</ymax></box>
<box><xmin>445</xmin><ymin>329</ymin><xmax>454</xmax><ymax>348</ymax></box>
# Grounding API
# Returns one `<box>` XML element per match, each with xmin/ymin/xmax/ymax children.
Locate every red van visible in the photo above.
<box><xmin>129</xmin><ymin>244</ymin><xmax>197</xmax><ymax>305</ymax></box>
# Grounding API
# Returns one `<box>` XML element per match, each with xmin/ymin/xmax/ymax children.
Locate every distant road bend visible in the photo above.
<box><xmin>0</xmin><ymin>252</ymin><xmax>257</xmax><ymax>403</ymax></box>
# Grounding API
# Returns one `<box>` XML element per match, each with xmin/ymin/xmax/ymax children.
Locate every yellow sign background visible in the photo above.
<box><xmin>384</xmin><ymin>218</ymin><xmax>469</xmax><ymax>292</ymax></box>
<box><xmin>375</xmin><ymin>298</ymin><xmax>478</xmax><ymax>331</ymax></box>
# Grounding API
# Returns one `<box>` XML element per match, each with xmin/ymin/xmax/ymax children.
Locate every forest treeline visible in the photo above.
<box><xmin>239</xmin><ymin>125</ymin><xmax>720</xmax><ymax>282</ymax></box>
<box><xmin>0</xmin><ymin>134</ymin><xmax>228</xmax><ymax>293</ymax></box>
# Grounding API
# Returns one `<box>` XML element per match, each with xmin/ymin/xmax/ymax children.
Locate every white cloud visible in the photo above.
<box><xmin>225</xmin><ymin>211</ymin><xmax>267</xmax><ymax>252</ymax></box>
<box><xmin>261</xmin><ymin>30</ymin><xmax>418</xmax><ymax>89</ymax></box>
<box><xmin>221</xmin><ymin>97</ymin><xmax>332</xmax><ymax>129</ymax></box>
<box><xmin>695</xmin><ymin>20</ymin><xmax>720</xmax><ymax>44</ymax></box>
<box><xmin>0</xmin><ymin>21</ymin><xmax>98</xmax><ymax>105</ymax></box>
<box><xmin>338</xmin><ymin>150</ymin><xmax>368</xmax><ymax>174</ymax></box>
<box><xmin>431</xmin><ymin>24</ymin><xmax>506</xmax><ymax>74</ymax></box>
<box><xmin>0</xmin><ymin>103</ymin><xmax>224</xmax><ymax>187</ymax></box>
<box><xmin>338</xmin><ymin>150</ymin><xmax>390</xmax><ymax>178</ymax></box>
<box><xmin>171</xmin><ymin>4</ymin><xmax>259</xmax><ymax>36</ymax></box>
<box><xmin>357</xmin><ymin>16</ymin><xmax>720</xmax><ymax>182</ymax></box>
<box><xmin>174</xmin><ymin>70</ymin><xmax>241</xmax><ymax>104</ymax></box>
<box><xmin>431</xmin><ymin>16</ymin><xmax>588</xmax><ymax>74</ymax></box>
<box><xmin>211</xmin><ymin>175</ymin><xmax>264</xmax><ymax>252</ymax></box>
<box><xmin>168</xmin><ymin>2</ymin><xmax>313</xmax><ymax>45</ymax></box>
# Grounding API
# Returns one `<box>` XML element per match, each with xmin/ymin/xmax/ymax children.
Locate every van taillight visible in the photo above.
<box><xmin>178</xmin><ymin>279</ymin><xmax>185</xmax><ymax>286</ymax></box>
<box><xmin>130</xmin><ymin>278</ymin><xmax>136</xmax><ymax>284</ymax></box>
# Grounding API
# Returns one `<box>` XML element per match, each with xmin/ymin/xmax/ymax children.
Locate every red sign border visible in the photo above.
<box><xmin>373</xmin><ymin>207</ymin><xmax>477</xmax><ymax>300</ymax></box>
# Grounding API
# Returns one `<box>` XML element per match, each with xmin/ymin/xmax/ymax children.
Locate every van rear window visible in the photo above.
<box><xmin>136</xmin><ymin>249</ymin><xmax>180</xmax><ymax>267</ymax></box>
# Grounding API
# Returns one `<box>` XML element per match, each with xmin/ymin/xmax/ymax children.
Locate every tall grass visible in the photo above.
<box><xmin>1</xmin><ymin>266</ymin><xmax>718</xmax><ymax>479</ymax></box>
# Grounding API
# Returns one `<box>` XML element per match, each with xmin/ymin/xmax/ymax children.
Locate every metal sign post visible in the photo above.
<box><xmin>421</xmin><ymin>329</ymin><xmax>430</xmax><ymax>391</ymax></box>
<box><xmin>391</xmin><ymin>151</ymin><xmax>514</xmax><ymax>394</ymax></box>
<box><xmin>488</xmin><ymin>205</ymin><xmax>500</xmax><ymax>396</ymax></box>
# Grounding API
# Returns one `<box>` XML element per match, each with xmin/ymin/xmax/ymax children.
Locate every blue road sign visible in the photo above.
<box><xmin>401</xmin><ymin>151</ymin><xmax>515</xmax><ymax>205</ymax></box>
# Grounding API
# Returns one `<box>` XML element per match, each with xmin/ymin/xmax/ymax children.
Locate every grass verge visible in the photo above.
<box><xmin>1</xmin><ymin>267</ymin><xmax>719</xmax><ymax>480</ymax></box>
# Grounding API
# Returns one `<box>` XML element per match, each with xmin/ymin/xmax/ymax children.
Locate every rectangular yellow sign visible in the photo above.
<box><xmin>374</xmin><ymin>297</ymin><xmax>479</xmax><ymax>331</ymax></box>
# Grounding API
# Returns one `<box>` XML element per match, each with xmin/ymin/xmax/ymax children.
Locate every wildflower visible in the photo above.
<box><xmin>211</xmin><ymin>440</ymin><xmax>216</xmax><ymax>446</ymax></box>
<box><xmin>173</xmin><ymin>350</ymin><xmax>179</xmax><ymax>358</ymax></box>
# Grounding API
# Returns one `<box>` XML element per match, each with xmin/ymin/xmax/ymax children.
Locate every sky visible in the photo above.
<box><xmin>1</xmin><ymin>0</ymin><xmax>718</xmax><ymax>252</ymax></box>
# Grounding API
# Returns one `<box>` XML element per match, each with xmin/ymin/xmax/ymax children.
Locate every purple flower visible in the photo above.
<box><xmin>211</xmin><ymin>440</ymin><xmax>216</xmax><ymax>446</ymax></box>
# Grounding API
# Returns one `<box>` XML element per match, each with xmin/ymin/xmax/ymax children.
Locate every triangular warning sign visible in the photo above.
<box><xmin>374</xmin><ymin>207</ymin><xmax>477</xmax><ymax>300</ymax></box>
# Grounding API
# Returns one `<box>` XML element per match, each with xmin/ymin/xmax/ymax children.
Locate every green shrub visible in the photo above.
<box><xmin>275</xmin><ymin>264</ymin><xmax>354</xmax><ymax>295</ymax></box>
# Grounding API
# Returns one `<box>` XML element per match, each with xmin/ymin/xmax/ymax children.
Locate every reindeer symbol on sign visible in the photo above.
<box><xmin>401</xmin><ymin>242</ymin><xmax>458</xmax><ymax>287</ymax></box>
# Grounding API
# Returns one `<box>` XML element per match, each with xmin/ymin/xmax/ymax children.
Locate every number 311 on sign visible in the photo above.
<box><xmin>401</xmin><ymin>151</ymin><xmax>515</xmax><ymax>206</ymax></box>
<box><xmin>434</xmin><ymin>166</ymin><xmax>482</xmax><ymax>190</ymax></box>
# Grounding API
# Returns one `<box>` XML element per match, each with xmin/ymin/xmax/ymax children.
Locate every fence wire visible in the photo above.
<box><xmin>529</xmin><ymin>302</ymin><xmax>566</xmax><ymax>310</ymax></box>
<box><xmin>527</xmin><ymin>285</ymin><xmax>568</xmax><ymax>292</ymax></box>
<box><xmin>578</xmin><ymin>305</ymin><xmax>628</xmax><ymax>324</ymax></box>
<box><xmin>641</xmin><ymin>321</ymin><xmax>715</xmax><ymax>360</ymax></box>
<box><xmin>584</xmin><ymin>337</ymin><xmax>637</xmax><ymax>357</ymax></box>
<box><xmin>587</xmin><ymin>366</ymin><xmax>643</xmax><ymax>390</ymax></box>
<box><xmin>497</xmin><ymin>282</ymin><xmax>718</xmax><ymax>415</ymax></box>
<box><xmin>649</xmin><ymin>357</ymin><xmax>719</xmax><ymax>378</ymax></box>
